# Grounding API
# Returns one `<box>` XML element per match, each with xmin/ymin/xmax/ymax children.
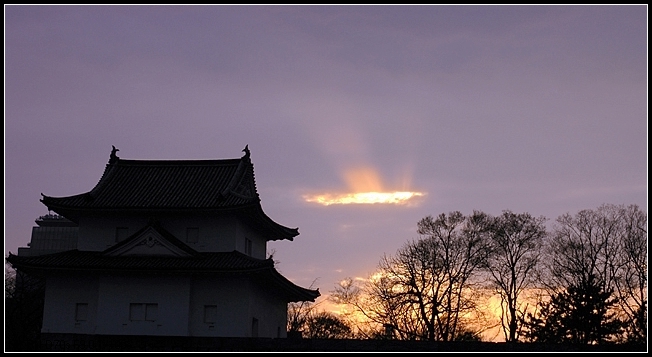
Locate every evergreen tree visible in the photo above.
<box><xmin>522</xmin><ymin>275</ymin><xmax>624</xmax><ymax>344</ymax></box>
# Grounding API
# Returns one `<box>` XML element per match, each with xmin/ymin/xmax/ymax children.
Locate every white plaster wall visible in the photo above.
<box><xmin>248</xmin><ymin>281</ymin><xmax>289</xmax><ymax>338</ymax></box>
<box><xmin>40</xmin><ymin>273</ymin><xmax>288</xmax><ymax>338</ymax></box>
<box><xmin>95</xmin><ymin>274</ymin><xmax>190</xmax><ymax>336</ymax></box>
<box><xmin>188</xmin><ymin>275</ymin><xmax>250</xmax><ymax>337</ymax></box>
<box><xmin>77</xmin><ymin>216</ymin><xmax>148</xmax><ymax>251</ymax></box>
<box><xmin>77</xmin><ymin>214</ymin><xmax>245</xmax><ymax>254</ymax></box>
<box><xmin>188</xmin><ymin>275</ymin><xmax>287</xmax><ymax>338</ymax></box>
<box><xmin>41</xmin><ymin>275</ymin><xmax>99</xmax><ymax>334</ymax></box>
<box><xmin>234</xmin><ymin>220</ymin><xmax>268</xmax><ymax>259</ymax></box>
<box><xmin>161</xmin><ymin>215</ymin><xmax>238</xmax><ymax>252</ymax></box>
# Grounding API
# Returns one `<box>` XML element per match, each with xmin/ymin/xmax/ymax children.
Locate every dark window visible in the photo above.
<box><xmin>252</xmin><ymin>317</ymin><xmax>259</xmax><ymax>337</ymax></box>
<box><xmin>204</xmin><ymin>305</ymin><xmax>217</xmax><ymax>323</ymax></box>
<box><xmin>245</xmin><ymin>238</ymin><xmax>252</xmax><ymax>256</ymax></box>
<box><xmin>75</xmin><ymin>303</ymin><xmax>88</xmax><ymax>321</ymax></box>
<box><xmin>129</xmin><ymin>303</ymin><xmax>158</xmax><ymax>321</ymax></box>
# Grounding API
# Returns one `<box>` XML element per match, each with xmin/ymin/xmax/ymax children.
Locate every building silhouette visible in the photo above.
<box><xmin>8</xmin><ymin>146</ymin><xmax>319</xmax><ymax>340</ymax></box>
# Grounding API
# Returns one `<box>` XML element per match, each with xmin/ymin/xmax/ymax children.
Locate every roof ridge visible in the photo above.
<box><xmin>115</xmin><ymin>158</ymin><xmax>242</xmax><ymax>165</ymax></box>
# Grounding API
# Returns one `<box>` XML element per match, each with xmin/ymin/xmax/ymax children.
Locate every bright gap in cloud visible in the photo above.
<box><xmin>303</xmin><ymin>167</ymin><xmax>426</xmax><ymax>206</ymax></box>
<box><xmin>304</xmin><ymin>191</ymin><xmax>424</xmax><ymax>206</ymax></box>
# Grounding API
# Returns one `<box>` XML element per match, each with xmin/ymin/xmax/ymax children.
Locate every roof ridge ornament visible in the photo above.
<box><xmin>109</xmin><ymin>145</ymin><xmax>120</xmax><ymax>164</ymax></box>
<box><xmin>222</xmin><ymin>145</ymin><xmax>255</xmax><ymax>199</ymax></box>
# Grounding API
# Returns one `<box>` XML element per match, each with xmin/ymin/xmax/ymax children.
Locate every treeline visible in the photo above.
<box><xmin>5</xmin><ymin>267</ymin><xmax>46</xmax><ymax>351</ymax></box>
<box><xmin>289</xmin><ymin>203</ymin><xmax>647</xmax><ymax>346</ymax></box>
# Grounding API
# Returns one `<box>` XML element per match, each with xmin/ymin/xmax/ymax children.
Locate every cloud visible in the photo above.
<box><xmin>303</xmin><ymin>165</ymin><xmax>426</xmax><ymax>206</ymax></box>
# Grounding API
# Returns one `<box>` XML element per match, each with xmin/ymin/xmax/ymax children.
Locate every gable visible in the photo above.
<box><xmin>105</xmin><ymin>226</ymin><xmax>194</xmax><ymax>257</ymax></box>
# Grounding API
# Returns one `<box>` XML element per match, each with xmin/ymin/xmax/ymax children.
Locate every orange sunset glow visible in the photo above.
<box><xmin>303</xmin><ymin>167</ymin><xmax>425</xmax><ymax>206</ymax></box>
<box><xmin>320</xmin><ymin>276</ymin><xmax>512</xmax><ymax>342</ymax></box>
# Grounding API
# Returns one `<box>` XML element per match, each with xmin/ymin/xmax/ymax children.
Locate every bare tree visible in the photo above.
<box><xmin>545</xmin><ymin>204</ymin><xmax>623</xmax><ymax>291</ymax></box>
<box><xmin>332</xmin><ymin>211</ymin><xmax>490</xmax><ymax>341</ymax></box>
<box><xmin>329</xmin><ymin>277</ymin><xmax>388</xmax><ymax>339</ymax></box>
<box><xmin>610</xmin><ymin>204</ymin><xmax>647</xmax><ymax>342</ymax></box>
<box><xmin>287</xmin><ymin>289</ymin><xmax>353</xmax><ymax>339</ymax></box>
<box><xmin>287</xmin><ymin>278</ymin><xmax>321</xmax><ymax>338</ymax></box>
<box><xmin>287</xmin><ymin>300</ymin><xmax>314</xmax><ymax>337</ymax></box>
<box><xmin>531</xmin><ymin>203</ymin><xmax>648</xmax><ymax>344</ymax></box>
<box><xmin>484</xmin><ymin>210</ymin><xmax>547</xmax><ymax>342</ymax></box>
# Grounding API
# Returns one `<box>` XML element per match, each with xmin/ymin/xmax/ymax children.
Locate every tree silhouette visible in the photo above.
<box><xmin>287</xmin><ymin>300</ymin><xmax>353</xmax><ymax>339</ymax></box>
<box><xmin>287</xmin><ymin>300</ymin><xmax>313</xmax><ymax>338</ymax></box>
<box><xmin>522</xmin><ymin>274</ymin><xmax>623</xmax><ymax>344</ymax></box>
<box><xmin>484</xmin><ymin>210</ymin><xmax>547</xmax><ymax>342</ymax></box>
<box><xmin>287</xmin><ymin>279</ymin><xmax>321</xmax><ymax>338</ymax></box>
<box><xmin>304</xmin><ymin>311</ymin><xmax>353</xmax><ymax>339</ymax></box>
<box><xmin>331</xmin><ymin>211</ymin><xmax>490</xmax><ymax>341</ymax></box>
<box><xmin>536</xmin><ymin>204</ymin><xmax>647</xmax><ymax>344</ymax></box>
<box><xmin>611</xmin><ymin>204</ymin><xmax>647</xmax><ymax>342</ymax></box>
<box><xmin>330</xmin><ymin>204</ymin><xmax>646</xmax><ymax>346</ymax></box>
<box><xmin>5</xmin><ymin>264</ymin><xmax>45</xmax><ymax>351</ymax></box>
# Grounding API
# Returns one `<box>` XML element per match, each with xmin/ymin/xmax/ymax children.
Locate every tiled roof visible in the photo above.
<box><xmin>42</xmin><ymin>158</ymin><xmax>253</xmax><ymax>209</ymax></box>
<box><xmin>40</xmin><ymin>147</ymin><xmax>298</xmax><ymax>240</ymax></box>
<box><xmin>6</xmin><ymin>250</ymin><xmax>320</xmax><ymax>302</ymax></box>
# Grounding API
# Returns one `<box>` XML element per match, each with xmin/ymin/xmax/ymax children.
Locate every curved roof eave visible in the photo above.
<box><xmin>6</xmin><ymin>251</ymin><xmax>320</xmax><ymax>302</ymax></box>
<box><xmin>40</xmin><ymin>202</ymin><xmax>299</xmax><ymax>242</ymax></box>
<box><xmin>39</xmin><ymin>148</ymin><xmax>298</xmax><ymax>241</ymax></box>
<box><xmin>265</xmin><ymin>267</ymin><xmax>321</xmax><ymax>302</ymax></box>
<box><xmin>39</xmin><ymin>152</ymin><xmax>256</xmax><ymax>211</ymax></box>
<box><xmin>241</xmin><ymin>204</ymin><xmax>299</xmax><ymax>241</ymax></box>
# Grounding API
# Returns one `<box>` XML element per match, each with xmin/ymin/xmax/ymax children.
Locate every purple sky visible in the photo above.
<box><xmin>5</xmin><ymin>5</ymin><xmax>647</xmax><ymax>297</ymax></box>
